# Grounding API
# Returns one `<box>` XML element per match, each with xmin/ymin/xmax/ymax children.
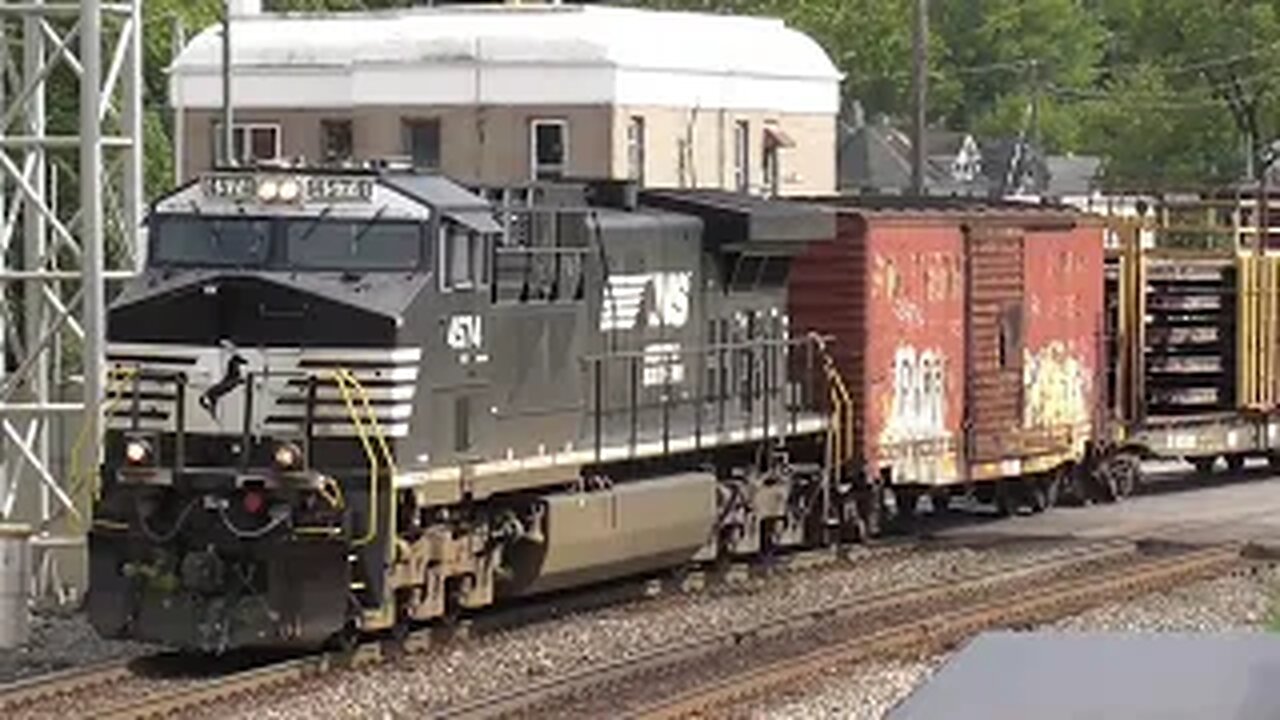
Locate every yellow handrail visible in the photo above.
<box><xmin>341</xmin><ymin>369</ymin><xmax>397</xmax><ymax>478</ymax></box>
<box><xmin>331</xmin><ymin>368</ymin><xmax>381</xmax><ymax>548</ymax></box>
<box><xmin>62</xmin><ymin>366</ymin><xmax>138</xmax><ymax>533</ymax></box>
<box><xmin>810</xmin><ymin>335</ymin><xmax>855</xmax><ymax>478</ymax></box>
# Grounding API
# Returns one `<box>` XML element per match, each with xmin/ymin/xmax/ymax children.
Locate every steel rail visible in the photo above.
<box><xmin>0</xmin><ymin>540</ymin><xmax>928</xmax><ymax>720</ymax></box>
<box><xmin>430</xmin><ymin>539</ymin><xmax>1151</xmax><ymax>720</ymax></box>
<box><xmin>625</xmin><ymin>544</ymin><xmax>1243</xmax><ymax>720</ymax></box>
<box><xmin>0</xmin><ymin>659</ymin><xmax>136</xmax><ymax>713</ymax></box>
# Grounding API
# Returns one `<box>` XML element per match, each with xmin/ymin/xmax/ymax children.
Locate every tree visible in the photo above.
<box><xmin>935</xmin><ymin>0</ymin><xmax>1106</xmax><ymax>151</ymax></box>
<box><xmin>1076</xmin><ymin>64</ymin><xmax>1243</xmax><ymax>190</ymax></box>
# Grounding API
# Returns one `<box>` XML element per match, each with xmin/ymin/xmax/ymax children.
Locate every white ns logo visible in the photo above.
<box><xmin>446</xmin><ymin>315</ymin><xmax>483</xmax><ymax>350</ymax></box>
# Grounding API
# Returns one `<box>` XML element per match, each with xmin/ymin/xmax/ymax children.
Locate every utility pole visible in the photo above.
<box><xmin>173</xmin><ymin>15</ymin><xmax>187</xmax><ymax>184</ymax></box>
<box><xmin>221</xmin><ymin>0</ymin><xmax>235</xmax><ymax>166</ymax></box>
<box><xmin>1259</xmin><ymin>149</ymin><xmax>1269</xmax><ymax>256</ymax></box>
<box><xmin>910</xmin><ymin>0</ymin><xmax>928</xmax><ymax>195</ymax></box>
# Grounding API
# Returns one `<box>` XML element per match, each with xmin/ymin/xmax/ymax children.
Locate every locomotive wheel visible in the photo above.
<box><xmin>1192</xmin><ymin>457</ymin><xmax>1216</xmax><ymax>475</ymax></box>
<box><xmin>327</xmin><ymin>620</ymin><xmax>361</xmax><ymax>656</ymax></box>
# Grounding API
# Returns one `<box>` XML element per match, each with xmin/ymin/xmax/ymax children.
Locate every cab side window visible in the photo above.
<box><xmin>439</xmin><ymin>222</ymin><xmax>489</xmax><ymax>292</ymax></box>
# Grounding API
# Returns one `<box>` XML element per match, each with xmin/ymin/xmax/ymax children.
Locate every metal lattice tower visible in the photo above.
<box><xmin>0</xmin><ymin>0</ymin><xmax>143</xmax><ymax>604</ymax></box>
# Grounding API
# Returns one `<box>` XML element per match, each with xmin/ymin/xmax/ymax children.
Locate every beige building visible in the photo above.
<box><xmin>169</xmin><ymin>2</ymin><xmax>841</xmax><ymax>196</ymax></box>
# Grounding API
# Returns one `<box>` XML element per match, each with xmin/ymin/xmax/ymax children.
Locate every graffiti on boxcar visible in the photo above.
<box><xmin>1023</xmin><ymin>341</ymin><xmax>1090</xmax><ymax>429</ymax></box>
<box><xmin>872</xmin><ymin>252</ymin><xmax>961</xmax><ymax>328</ymax></box>
<box><xmin>878</xmin><ymin>346</ymin><xmax>956</xmax><ymax>483</ymax></box>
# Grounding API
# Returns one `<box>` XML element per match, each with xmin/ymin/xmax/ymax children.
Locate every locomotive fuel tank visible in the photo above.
<box><xmin>501</xmin><ymin>472</ymin><xmax>717</xmax><ymax>597</ymax></box>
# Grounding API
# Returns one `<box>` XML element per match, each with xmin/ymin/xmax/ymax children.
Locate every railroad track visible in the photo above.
<box><xmin>431</xmin><ymin>540</ymin><xmax>1244</xmax><ymax>720</ymax></box>
<box><xmin>0</xmin><ymin>539</ymin><xmax>932</xmax><ymax>720</ymax></box>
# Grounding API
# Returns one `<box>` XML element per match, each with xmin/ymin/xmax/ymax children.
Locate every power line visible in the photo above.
<box><xmin>944</xmin><ymin>40</ymin><xmax>1280</xmax><ymax>80</ymax></box>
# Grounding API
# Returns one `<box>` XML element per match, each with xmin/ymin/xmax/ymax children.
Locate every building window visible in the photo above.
<box><xmin>321</xmin><ymin>119</ymin><xmax>353</xmax><ymax>162</ymax></box>
<box><xmin>402</xmin><ymin>118</ymin><xmax>441</xmax><ymax>170</ymax></box>
<box><xmin>213</xmin><ymin>122</ymin><xmax>281</xmax><ymax>165</ymax></box>
<box><xmin>733</xmin><ymin>120</ymin><xmax>749</xmax><ymax>193</ymax></box>
<box><xmin>763</xmin><ymin>142</ymin><xmax>779</xmax><ymax>197</ymax></box>
<box><xmin>439</xmin><ymin>222</ymin><xmax>489</xmax><ymax>292</ymax></box>
<box><xmin>531</xmin><ymin>119</ymin><xmax>568</xmax><ymax>180</ymax></box>
<box><xmin>762</xmin><ymin>125</ymin><xmax>794</xmax><ymax>197</ymax></box>
<box><xmin>626</xmin><ymin>116</ymin><xmax>645</xmax><ymax>185</ymax></box>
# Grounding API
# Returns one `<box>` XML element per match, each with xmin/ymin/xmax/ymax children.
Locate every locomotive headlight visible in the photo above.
<box><xmin>273</xmin><ymin>442</ymin><xmax>302</xmax><ymax>470</ymax></box>
<box><xmin>278</xmin><ymin>178</ymin><xmax>301</xmax><ymax>202</ymax></box>
<box><xmin>124</xmin><ymin>438</ymin><xmax>152</xmax><ymax>465</ymax></box>
<box><xmin>257</xmin><ymin>178</ymin><xmax>280</xmax><ymax>203</ymax></box>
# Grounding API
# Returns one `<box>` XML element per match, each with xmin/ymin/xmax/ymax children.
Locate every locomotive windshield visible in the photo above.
<box><xmin>150</xmin><ymin>215</ymin><xmax>271</xmax><ymax>267</ymax></box>
<box><xmin>286</xmin><ymin>219</ymin><xmax>421</xmax><ymax>270</ymax></box>
<box><xmin>148</xmin><ymin>213</ymin><xmax>424</xmax><ymax>271</ymax></box>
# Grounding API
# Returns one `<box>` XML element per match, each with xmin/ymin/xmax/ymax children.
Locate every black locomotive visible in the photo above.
<box><xmin>86</xmin><ymin>166</ymin><xmax>863</xmax><ymax>652</ymax></box>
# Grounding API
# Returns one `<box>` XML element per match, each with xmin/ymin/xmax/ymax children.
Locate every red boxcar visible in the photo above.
<box><xmin>789</xmin><ymin>201</ymin><xmax>1105</xmax><ymax>499</ymax></box>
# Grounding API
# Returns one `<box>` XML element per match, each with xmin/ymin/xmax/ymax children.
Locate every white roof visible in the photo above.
<box><xmin>170</xmin><ymin>4</ymin><xmax>841</xmax><ymax>114</ymax></box>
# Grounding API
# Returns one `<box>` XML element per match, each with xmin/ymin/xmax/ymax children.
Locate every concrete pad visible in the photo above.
<box><xmin>934</xmin><ymin>475</ymin><xmax>1280</xmax><ymax>548</ymax></box>
<box><xmin>887</xmin><ymin>631</ymin><xmax>1280</xmax><ymax>720</ymax></box>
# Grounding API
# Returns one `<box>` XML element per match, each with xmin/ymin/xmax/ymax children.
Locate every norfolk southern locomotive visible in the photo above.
<box><xmin>86</xmin><ymin>166</ymin><xmax>857</xmax><ymax>651</ymax></box>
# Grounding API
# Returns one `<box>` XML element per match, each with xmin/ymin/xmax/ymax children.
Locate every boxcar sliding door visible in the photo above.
<box><xmin>964</xmin><ymin>224</ymin><xmax>1026</xmax><ymax>464</ymax></box>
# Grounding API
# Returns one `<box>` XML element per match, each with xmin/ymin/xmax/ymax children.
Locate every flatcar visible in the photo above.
<box><xmin>86</xmin><ymin>166</ymin><xmax>864</xmax><ymax>652</ymax></box>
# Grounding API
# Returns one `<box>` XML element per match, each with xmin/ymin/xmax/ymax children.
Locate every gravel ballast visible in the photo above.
<box><xmin>195</xmin><ymin>541</ymin><xmax>1096</xmax><ymax>720</ymax></box>
<box><xmin>749</xmin><ymin>563</ymin><xmax>1280</xmax><ymax>719</ymax></box>
<box><xmin>0</xmin><ymin>611</ymin><xmax>154</xmax><ymax>685</ymax></box>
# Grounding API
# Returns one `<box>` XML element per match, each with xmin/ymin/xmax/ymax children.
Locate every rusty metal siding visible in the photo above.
<box><xmin>964</xmin><ymin>225</ymin><xmax>1026</xmax><ymax>463</ymax></box>
<box><xmin>787</xmin><ymin>212</ymin><xmax>868</xmax><ymax>456</ymax></box>
<box><xmin>1021</xmin><ymin>224</ymin><xmax>1106</xmax><ymax>454</ymax></box>
<box><xmin>789</xmin><ymin>201</ymin><xmax>1102</xmax><ymax>485</ymax></box>
<box><xmin>862</xmin><ymin>221</ymin><xmax>966</xmax><ymax>484</ymax></box>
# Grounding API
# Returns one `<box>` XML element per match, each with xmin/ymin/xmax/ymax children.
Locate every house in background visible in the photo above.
<box><xmin>837</xmin><ymin>116</ymin><xmax>1072</xmax><ymax>201</ymax></box>
<box><xmin>169</xmin><ymin>1</ymin><xmax>841</xmax><ymax>196</ymax></box>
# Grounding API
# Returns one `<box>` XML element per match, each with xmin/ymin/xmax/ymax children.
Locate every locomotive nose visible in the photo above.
<box><xmin>108</xmin><ymin>272</ymin><xmax>427</xmax><ymax>348</ymax></box>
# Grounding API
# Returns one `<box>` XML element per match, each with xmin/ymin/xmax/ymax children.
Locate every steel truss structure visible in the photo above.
<box><xmin>0</xmin><ymin>0</ymin><xmax>142</xmax><ymax>604</ymax></box>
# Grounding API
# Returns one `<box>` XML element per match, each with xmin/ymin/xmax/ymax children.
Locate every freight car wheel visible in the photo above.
<box><xmin>1027</xmin><ymin>478</ymin><xmax>1050</xmax><ymax>514</ymax></box>
<box><xmin>892</xmin><ymin>487</ymin><xmax>921</xmax><ymax>530</ymax></box>
<box><xmin>1226</xmin><ymin>455</ymin><xmax>1246</xmax><ymax>475</ymax></box>
<box><xmin>1039</xmin><ymin>469</ymin><xmax>1064</xmax><ymax>510</ymax></box>
<box><xmin>1110</xmin><ymin>454</ymin><xmax>1141</xmax><ymax>500</ymax></box>
<box><xmin>994</xmin><ymin>480</ymin><xmax>1018</xmax><ymax>517</ymax></box>
<box><xmin>1192</xmin><ymin>457</ymin><xmax>1217</xmax><ymax>475</ymax></box>
<box><xmin>851</xmin><ymin>484</ymin><xmax>884</xmax><ymax>541</ymax></box>
<box><xmin>930</xmin><ymin>489</ymin><xmax>953</xmax><ymax>515</ymax></box>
